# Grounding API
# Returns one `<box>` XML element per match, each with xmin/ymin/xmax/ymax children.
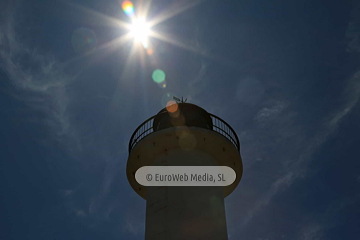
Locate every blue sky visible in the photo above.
<box><xmin>1</xmin><ymin>0</ymin><xmax>360</xmax><ymax>239</ymax></box>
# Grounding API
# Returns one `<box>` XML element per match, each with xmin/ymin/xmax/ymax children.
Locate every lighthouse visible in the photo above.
<box><xmin>127</xmin><ymin>100</ymin><xmax>243</xmax><ymax>239</ymax></box>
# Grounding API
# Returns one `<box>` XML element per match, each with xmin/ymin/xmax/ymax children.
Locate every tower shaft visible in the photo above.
<box><xmin>145</xmin><ymin>149</ymin><xmax>227</xmax><ymax>240</ymax></box>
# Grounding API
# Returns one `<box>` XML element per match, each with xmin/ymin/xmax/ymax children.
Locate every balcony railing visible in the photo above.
<box><xmin>128</xmin><ymin>113</ymin><xmax>240</xmax><ymax>153</ymax></box>
<box><xmin>209</xmin><ymin>113</ymin><xmax>240</xmax><ymax>152</ymax></box>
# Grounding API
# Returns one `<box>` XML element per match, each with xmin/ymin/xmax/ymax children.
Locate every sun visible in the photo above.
<box><xmin>67</xmin><ymin>0</ymin><xmax>204</xmax><ymax>61</ymax></box>
<box><xmin>129</xmin><ymin>18</ymin><xmax>150</xmax><ymax>48</ymax></box>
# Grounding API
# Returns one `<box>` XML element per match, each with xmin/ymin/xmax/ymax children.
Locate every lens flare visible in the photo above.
<box><xmin>122</xmin><ymin>1</ymin><xmax>134</xmax><ymax>17</ymax></box>
<box><xmin>71</xmin><ymin>28</ymin><xmax>97</xmax><ymax>53</ymax></box>
<box><xmin>179</xmin><ymin>130</ymin><xmax>197</xmax><ymax>151</ymax></box>
<box><xmin>146</xmin><ymin>48</ymin><xmax>154</xmax><ymax>55</ymax></box>
<box><xmin>159</xmin><ymin>82</ymin><xmax>166</xmax><ymax>88</ymax></box>
<box><xmin>170</xmin><ymin>109</ymin><xmax>181</xmax><ymax>118</ymax></box>
<box><xmin>156</xmin><ymin>80</ymin><xmax>167</xmax><ymax>89</ymax></box>
<box><xmin>152</xmin><ymin>69</ymin><xmax>166</xmax><ymax>83</ymax></box>
<box><xmin>166</xmin><ymin>100</ymin><xmax>178</xmax><ymax>113</ymax></box>
<box><xmin>161</xmin><ymin>92</ymin><xmax>174</xmax><ymax>108</ymax></box>
<box><xmin>171</xmin><ymin>115</ymin><xmax>185</xmax><ymax>127</ymax></box>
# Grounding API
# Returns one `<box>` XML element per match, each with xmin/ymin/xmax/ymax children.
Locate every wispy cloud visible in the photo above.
<box><xmin>255</xmin><ymin>100</ymin><xmax>288</xmax><ymax>123</ymax></box>
<box><xmin>229</xmin><ymin>68</ymin><xmax>360</xmax><ymax>238</ymax></box>
<box><xmin>188</xmin><ymin>61</ymin><xmax>207</xmax><ymax>100</ymax></box>
<box><xmin>239</xmin><ymin>172</ymin><xmax>296</xmax><ymax>227</ymax></box>
<box><xmin>0</xmin><ymin>0</ymin><xmax>116</xmax><ymax>230</ymax></box>
<box><xmin>346</xmin><ymin>2</ymin><xmax>360</xmax><ymax>53</ymax></box>
<box><xmin>123</xmin><ymin>210</ymin><xmax>145</xmax><ymax>236</ymax></box>
<box><xmin>124</xmin><ymin>218</ymin><xmax>141</xmax><ymax>235</ymax></box>
<box><xmin>300</xmin><ymin>224</ymin><xmax>323</xmax><ymax>240</ymax></box>
<box><xmin>0</xmin><ymin>2</ymin><xmax>76</xmax><ymax>144</ymax></box>
<box><xmin>328</xmin><ymin>72</ymin><xmax>360</xmax><ymax>127</ymax></box>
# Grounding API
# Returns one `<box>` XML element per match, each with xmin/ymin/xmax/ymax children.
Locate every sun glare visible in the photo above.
<box><xmin>130</xmin><ymin>18</ymin><xmax>150</xmax><ymax>48</ymax></box>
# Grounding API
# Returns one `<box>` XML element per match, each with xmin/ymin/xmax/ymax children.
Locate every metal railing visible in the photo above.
<box><xmin>209</xmin><ymin>113</ymin><xmax>240</xmax><ymax>152</ymax></box>
<box><xmin>128</xmin><ymin>115</ymin><xmax>156</xmax><ymax>153</ymax></box>
<box><xmin>128</xmin><ymin>113</ymin><xmax>240</xmax><ymax>153</ymax></box>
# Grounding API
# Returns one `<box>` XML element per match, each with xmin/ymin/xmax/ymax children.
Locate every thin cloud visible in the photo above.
<box><xmin>255</xmin><ymin>100</ymin><xmax>288</xmax><ymax>123</ymax></box>
<box><xmin>123</xmin><ymin>211</ymin><xmax>145</xmax><ymax>236</ymax></box>
<box><xmin>239</xmin><ymin>172</ymin><xmax>296</xmax><ymax>228</ymax></box>
<box><xmin>346</xmin><ymin>1</ymin><xmax>360</xmax><ymax>53</ymax></box>
<box><xmin>328</xmin><ymin>71</ymin><xmax>360</xmax><ymax>127</ymax></box>
<box><xmin>300</xmin><ymin>224</ymin><xmax>323</xmax><ymax>240</ymax></box>
<box><xmin>188</xmin><ymin>61</ymin><xmax>207</xmax><ymax>99</ymax></box>
<box><xmin>230</xmin><ymin>69</ymin><xmax>360</xmax><ymax>236</ymax></box>
<box><xmin>0</xmin><ymin>6</ymin><xmax>130</xmax><ymax>237</ymax></box>
<box><xmin>0</xmin><ymin>3</ymin><xmax>75</xmax><ymax>143</ymax></box>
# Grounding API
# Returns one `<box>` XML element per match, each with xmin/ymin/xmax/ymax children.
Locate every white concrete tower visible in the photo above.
<box><xmin>127</xmin><ymin>101</ymin><xmax>243</xmax><ymax>240</ymax></box>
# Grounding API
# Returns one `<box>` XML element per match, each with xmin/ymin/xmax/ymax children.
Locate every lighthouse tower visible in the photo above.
<box><xmin>127</xmin><ymin>100</ymin><xmax>243</xmax><ymax>240</ymax></box>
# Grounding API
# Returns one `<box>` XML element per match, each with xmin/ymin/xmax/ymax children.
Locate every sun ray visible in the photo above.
<box><xmin>107</xmin><ymin>40</ymin><xmax>139</xmax><ymax>112</ymax></box>
<box><xmin>63</xmin><ymin>33</ymin><xmax>133</xmax><ymax>68</ymax></box>
<box><xmin>148</xmin><ymin>0</ymin><xmax>202</xmax><ymax>28</ymax></box>
<box><xmin>66</xmin><ymin>1</ymin><xmax>130</xmax><ymax>29</ymax></box>
<box><xmin>149</xmin><ymin>31</ymin><xmax>205</xmax><ymax>55</ymax></box>
<box><xmin>150</xmin><ymin>31</ymin><xmax>241</xmax><ymax>69</ymax></box>
<box><xmin>136</xmin><ymin>0</ymin><xmax>153</xmax><ymax>21</ymax></box>
<box><xmin>97</xmin><ymin>33</ymin><xmax>134</xmax><ymax>52</ymax></box>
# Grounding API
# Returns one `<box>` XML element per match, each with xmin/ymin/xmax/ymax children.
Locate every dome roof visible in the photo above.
<box><xmin>153</xmin><ymin>103</ymin><xmax>213</xmax><ymax>131</ymax></box>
